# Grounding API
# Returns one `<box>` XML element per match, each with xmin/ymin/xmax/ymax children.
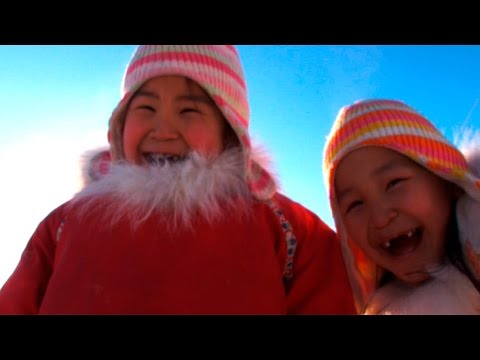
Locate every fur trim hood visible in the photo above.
<box><xmin>75</xmin><ymin>144</ymin><xmax>279</xmax><ymax>230</ymax></box>
<box><xmin>79</xmin><ymin>144</ymin><xmax>278</xmax><ymax>191</ymax></box>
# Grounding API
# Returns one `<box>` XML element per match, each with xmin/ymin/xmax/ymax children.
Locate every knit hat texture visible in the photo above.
<box><xmin>108</xmin><ymin>45</ymin><xmax>276</xmax><ymax>200</ymax></box>
<box><xmin>323</xmin><ymin>99</ymin><xmax>480</xmax><ymax>312</ymax></box>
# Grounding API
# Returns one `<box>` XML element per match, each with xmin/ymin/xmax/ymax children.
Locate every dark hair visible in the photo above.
<box><xmin>446</xmin><ymin>203</ymin><xmax>480</xmax><ymax>292</ymax></box>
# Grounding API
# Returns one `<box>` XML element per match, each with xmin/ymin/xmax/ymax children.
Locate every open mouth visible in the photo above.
<box><xmin>143</xmin><ymin>153</ymin><xmax>187</xmax><ymax>166</ymax></box>
<box><xmin>381</xmin><ymin>227</ymin><xmax>422</xmax><ymax>257</ymax></box>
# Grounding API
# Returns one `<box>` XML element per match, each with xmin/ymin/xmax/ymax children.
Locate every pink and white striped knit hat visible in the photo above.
<box><xmin>108</xmin><ymin>45</ymin><xmax>276</xmax><ymax>201</ymax></box>
<box><xmin>323</xmin><ymin>99</ymin><xmax>480</xmax><ymax>313</ymax></box>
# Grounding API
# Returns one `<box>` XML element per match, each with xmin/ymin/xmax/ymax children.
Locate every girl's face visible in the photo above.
<box><xmin>334</xmin><ymin>146</ymin><xmax>456</xmax><ymax>285</ymax></box>
<box><xmin>122</xmin><ymin>75</ymin><xmax>229</xmax><ymax>165</ymax></box>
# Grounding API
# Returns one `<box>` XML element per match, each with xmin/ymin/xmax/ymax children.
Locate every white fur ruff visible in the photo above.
<box><xmin>456</xmin><ymin>128</ymin><xmax>480</xmax><ymax>177</ymax></box>
<box><xmin>79</xmin><ymin>146</ymin><xmax>110</xmax><ymax>186</ymax></box>
<box><xmin>73</xmin><ymin>147</ymin><xmax>253</xmax><ymax>230</ymax></box>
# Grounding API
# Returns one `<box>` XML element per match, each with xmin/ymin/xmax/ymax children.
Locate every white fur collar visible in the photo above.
<box><xmin>73</xmin><ymin>147</ymin><xmax>257</xmax><ymax>230</ymax></box>
<box><xmin>456</xmin><ymin>129</ymin><xmax>480</xmax><ymax>177</ymax></box>
<box><xmin>365</xmin><ymin>263</ymin><xmax>480</xmax><ymax>315</ymax></box>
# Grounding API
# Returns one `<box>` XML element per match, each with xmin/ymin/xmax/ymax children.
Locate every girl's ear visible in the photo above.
<box><xmin>107</xmin><ymin>130</ymin><xmax>112</xmax><ymax>144</ymax></box>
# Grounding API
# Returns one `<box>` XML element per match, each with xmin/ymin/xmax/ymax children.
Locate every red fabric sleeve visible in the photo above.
<box><xmin>276</xmin><ymin>194</ymin><xmax>357</xmax><ymax>314</ymax></box>
<box><xmin>0</xmin><ymin>205</ymin><xmax>65</xmax><ymax>314</ymax></box>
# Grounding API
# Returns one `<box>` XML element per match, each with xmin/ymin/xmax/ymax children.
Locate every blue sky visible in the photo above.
<box><xmin>0</xmin><ymin>45</ymin><xmax>479</xmax><ymax>287</ymax></box>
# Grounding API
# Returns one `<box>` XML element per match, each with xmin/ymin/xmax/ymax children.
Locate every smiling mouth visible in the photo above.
<box><xmin>382</xmin><ymin>227</ymin><xmax>422</xmax><ymax>257</ymax></box>
<box><xmin>143</xmin><ymin>153</ymin><xmax>187</xmax><ymax>166</ymax></box>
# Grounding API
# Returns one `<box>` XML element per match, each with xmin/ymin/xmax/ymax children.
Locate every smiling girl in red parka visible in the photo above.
<box><xmin>0</xmin><ymin>45</ymin><xmax>355</xmax><ymax>314</ymax></box>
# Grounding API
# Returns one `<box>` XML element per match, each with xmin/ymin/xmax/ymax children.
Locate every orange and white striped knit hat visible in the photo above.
<box><xmin>323</xmin><ymin>99</ymin><xmax>480</xmax><ymax>313</ymax></box>
<box><xmin>108</xmin><ymin>45</ymin><xmax>276</xmax><ymax>201</ymax></box>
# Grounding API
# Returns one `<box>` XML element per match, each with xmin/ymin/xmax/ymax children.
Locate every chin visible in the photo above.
<box><xmin>397</xmin><ymin>271</ymin><xmax>431</xmax><ymax>286</ymax></box>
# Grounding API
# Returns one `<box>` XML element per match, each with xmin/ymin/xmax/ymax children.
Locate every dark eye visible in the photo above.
<box><xmin>137</xmin><ymin>105</ymin><xmax>155</xmax><ymax>111</ymax></box>
<box><xmin>131</xmin><ymin>102</ymin><xmax>155</xmax><ymax>112</ymax></box>
<box><xmin>386</xmin><ymin>178</ymin><xmax>405</xmax><ymax>190</ymax></box>
<box><xmin>346</xmin><ymin>200</ymin><xmax>363</xmax><ymax>213</ymax></box>
<box><xmin>180</xmin><ymin>107</ymin><xmax>200</xmax><ymax>114</ymax></box>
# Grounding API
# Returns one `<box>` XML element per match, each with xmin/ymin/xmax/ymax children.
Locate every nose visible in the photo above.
<box><xmin>148</xmin><ymin>113</ymin><xmax>178</xmax><ymax>141</ymax></box>
<box><xmin>369</xmin><ymin>202</ymin><xmax>397</xmax><ymax>230</ymax></box>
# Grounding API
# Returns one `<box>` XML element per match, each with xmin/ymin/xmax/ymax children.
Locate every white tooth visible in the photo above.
<box><xmin>385</xmin><ymin>241</ymin><xmax>391</xmax><ymax>248</ymax></box>
<box><xmin>407</xmin><ymin>231</ymin><xmax>413</xmax><ymax>237</ymax></box>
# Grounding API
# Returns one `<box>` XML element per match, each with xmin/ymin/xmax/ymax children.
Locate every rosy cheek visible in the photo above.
<box><xmin>193</xmin><ymin>141</ymin><xmax>217</xmax><ymax>156</ymax></box>
<box><xmin>188</xmin><ymin>130</ymin><xmax>222</xmax><ymax>156</ymax></box>
<box><xmin>122</xmin><ymin>130</ymin><xmax>141</xmax><ymax>163</ymax></box>
<box><xmin>122</xmin><ymin>141</ymin><xmax>135</xmax><ymax>162</ymax></box>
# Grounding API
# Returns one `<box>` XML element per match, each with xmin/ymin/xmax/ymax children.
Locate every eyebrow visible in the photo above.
<box><xmin>336</xmin><ymin>158</ymin><xmax>408</xmax><ymax>202</ymax></box>
<box><xmin>336</xmin><ymin>187</ymin><xmax>353</xmax><ymax>203</ymax></box>
<box><xmin>176</xmin><ymin>94</ymin><xmax>215</xmax><ymax>106</ymax></box>
<box><xmin>134</xmin><ymin>90</ymin><xmax>159</xmax><ymax>100</ymax></box>
<box><xmin>372</xmin><ymin>158</ymin><xmax>408</xmax><ymax>177</ymax></box>
<box><xmin>133</xmin><ymin>91</ymin><xmax>214</xmax><ymax>106</ymax></box>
